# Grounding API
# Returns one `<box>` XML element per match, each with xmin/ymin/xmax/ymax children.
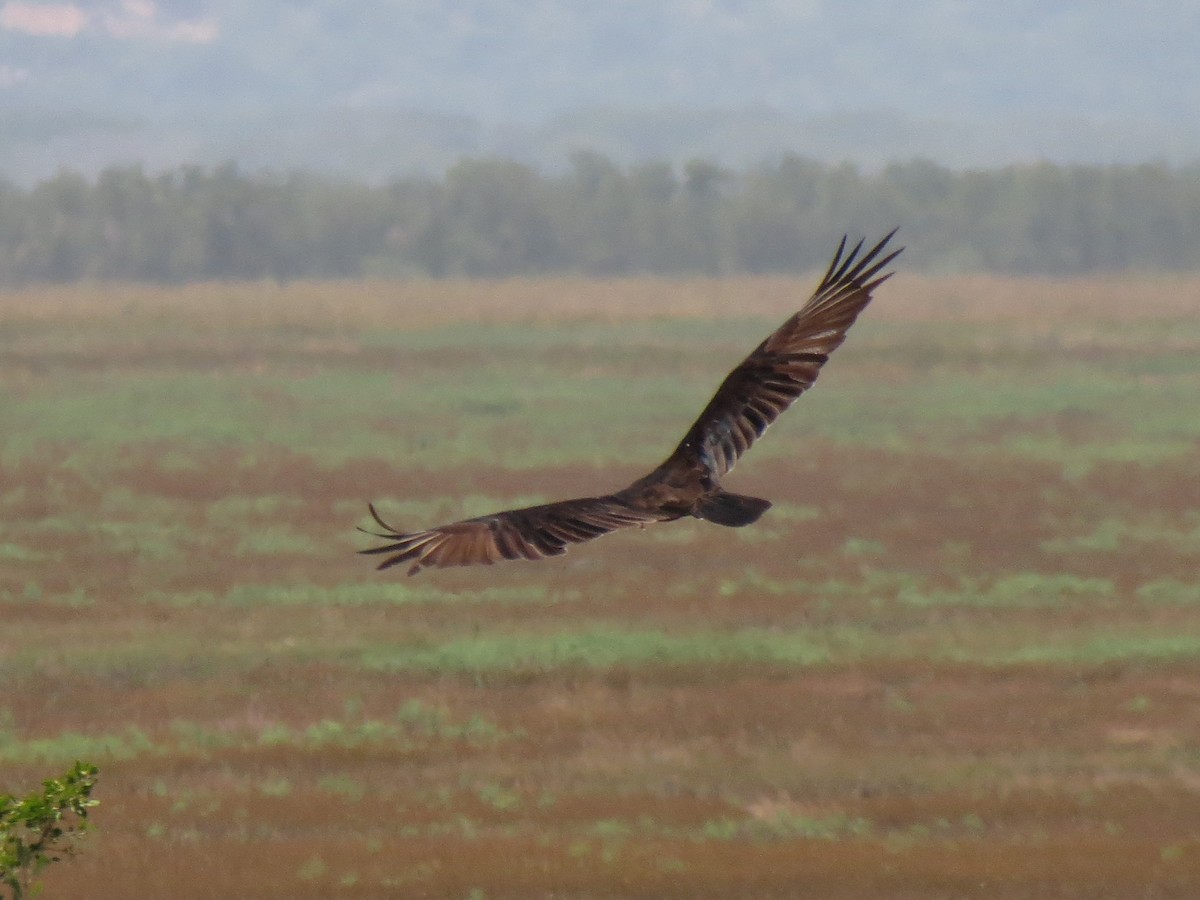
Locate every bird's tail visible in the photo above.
<box><xmin>694</xmin><ymin>492</ymin><xmax>772</xmax><ymax>527</ymax></box>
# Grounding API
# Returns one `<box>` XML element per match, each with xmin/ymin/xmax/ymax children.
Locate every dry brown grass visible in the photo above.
<box><xmin>2</xmin><ymin>270</ymin><xmax>1197</xmax><ymax>331</ymax></box>
<box><xmin>2</xmin><ymin>273</ymin><xmax>1199</xmax><ymax>897</ymax></box>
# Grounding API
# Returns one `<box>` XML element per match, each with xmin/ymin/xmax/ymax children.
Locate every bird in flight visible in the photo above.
<box><xmin>360</xmin><ymin>230</ymin><xmax>901</xmax><ymax>575</ymax></box>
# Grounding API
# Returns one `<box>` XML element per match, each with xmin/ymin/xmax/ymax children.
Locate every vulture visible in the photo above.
<box><xmin>360</xmin><ymin>230</ymin><xmax>901</xmax><ymax>575</ymax></box>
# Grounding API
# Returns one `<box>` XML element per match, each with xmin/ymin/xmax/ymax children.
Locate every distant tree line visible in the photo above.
<box><xmin>1</xmin><ymin>153</ymin><xmax>1198</xmax><ymax>285</ymax></box>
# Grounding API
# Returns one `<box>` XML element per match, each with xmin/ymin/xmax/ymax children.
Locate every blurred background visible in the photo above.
<box><xmin>4</xmin><ymin>5</ymin><xmax>1200</xmax><ymax>897</ymax></box>
<box><xmin>4</xmin><ymin>1</ymin><xmax>1200</xmax><ymax>176</ymax></box>
<box><xmin>1</xmin><ymin>0</ymin><xmax>1199</xmax><ymax>283</ymax></box>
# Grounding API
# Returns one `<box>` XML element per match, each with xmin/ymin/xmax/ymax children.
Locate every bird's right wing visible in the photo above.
<box><xmin>358</xmin><ymin>496</ymin><xmax>662</xmax><ymax>575</ymax></box>
<box><xmin>664</xmin><ymin>230</ymin><xmax>902</xmax><ymax>479</ymax></box>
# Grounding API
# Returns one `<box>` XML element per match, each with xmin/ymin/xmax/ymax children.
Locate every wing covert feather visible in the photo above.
<box><xmin>358</xmin><ymin>496</ymin><xmax>661</xmax><ymax>575</ymax></box>
<box><xmin>667</xmin><ymin>230</ymin><xmax>901</xmax><ymax>478</ymax></box>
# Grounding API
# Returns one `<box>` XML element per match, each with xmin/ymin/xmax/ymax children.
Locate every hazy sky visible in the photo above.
<box><xmin>2</xmin><ymin>1</ymin><xmax>1198</xmax><ymax>119</ymax></box>
<box><xmin>2</xmin><ymin>1</ymin><xmax>1199</xmax><ymax>178</ymax></box>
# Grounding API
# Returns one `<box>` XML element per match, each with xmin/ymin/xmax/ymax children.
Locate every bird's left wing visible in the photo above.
<box><xmin>358</xmin><ymin>496</ymin><xmax>663</xmax><ymax>575</ymax></box>
<box><xmin>664</xmin><ymin>230</ymin><xmax>902</xmax><ymax>479</ymax></box>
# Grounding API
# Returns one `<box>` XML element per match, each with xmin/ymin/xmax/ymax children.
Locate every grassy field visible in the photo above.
<box><xmin>2</xmin><ymin>270</ymin><xmax>1200</xmax><ymax>898</ymax></box>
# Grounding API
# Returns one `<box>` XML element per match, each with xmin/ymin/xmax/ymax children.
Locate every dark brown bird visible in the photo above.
<box><xmin>360</xmin><ymin>230</ymin><xmax>901</xmax><ymax>575</ymax></box>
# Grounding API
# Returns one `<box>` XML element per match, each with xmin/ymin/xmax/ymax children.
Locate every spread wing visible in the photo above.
<box><xmin>665</xmin><ymin>230</ymin><xmax>902</xmax><ymax>479</ymax></box>
<box><xmin>358</xmin><ymin>497</ymin><xmax>663</xmax><ymax>575</ymax></box>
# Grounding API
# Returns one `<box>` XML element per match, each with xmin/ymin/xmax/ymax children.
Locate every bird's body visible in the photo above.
<box><xmin>361</xmin><ymin>231</ymin><xmax>902</xmax><ymax>575</ymax></box>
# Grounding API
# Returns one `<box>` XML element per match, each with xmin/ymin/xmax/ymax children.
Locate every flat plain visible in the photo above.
<box><xmin>2</xmin><ymin>271</ymin><xmax>1199</xmax><ymax>898</ymax></box>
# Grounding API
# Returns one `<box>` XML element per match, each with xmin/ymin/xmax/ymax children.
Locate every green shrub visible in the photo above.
<box><xmin>0</xmin><ymin>761</ymin><xmax>99</xmax><ymax>900</ymax></box>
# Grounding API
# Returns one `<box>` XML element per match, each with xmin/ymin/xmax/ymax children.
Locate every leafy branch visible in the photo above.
<box><xmin>0</xmin><ymin>762</ymin><xmax>99</xmax><ymax>900</ymax></box>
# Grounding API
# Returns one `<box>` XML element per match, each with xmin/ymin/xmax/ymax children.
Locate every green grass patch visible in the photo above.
<box><xmin>1042</xmin><ymin>516</ymin><xmax>1200</xmax><ymax>555</ymax></box>
<box><xmin>0</xmin><ymin>725</ymin><xmax>156</xmax><ymax>765</ymax></box>
<box><xmin>999</xmin><ymin>633</ymin><xmax>1200</xmax><ymax>665</ymax></box>
<box><xmin>4</xmin><ymin>310</ymin><xmax>1197</xmax><ymax>472</ymax></box>
<box><xmin>0</xmin><ymin>542</ymin><xmax>46</xmax><ymax>563</ymax></box>
<box><xmin>361</xmin><ymin>621</ymin><xmax>1200</xmax><ymax>674</ymax></box>
<box><xmin>707</xmin><ymin>811</ymin><xmax>874</xmax><ymax>841</ymax></box>
<box><xmin>1137</xmin><ymin>579</ymin><xmax>1200</xmax><ymax>605</ymax></box>
<box><xmin>361</xmin><ymin>627</ymin><xmax>879</xmax><ymax>674</ymax></box>
<box><xmin>207</xmin><ymin>494</ymin><xmax>306</xmax><ymax>524</ymax></box>
<box><xmin>0</xmin><ymin>701</ymin><xmax>513</xmax><ymax>765</ymax></box>
<box><xmin>234</xmin><ymin>525</ymin><xmax>320</xmax><ymax>556</ymax></box>
<box><xmin>898</xmin><ymin>572</ymin><xmax>1116</xmax><ymax>609</ymax></box>
<box><xmin>143</xmin><ymin>581</ymin><xmax>574</xmax><ymax>608</ymax></box>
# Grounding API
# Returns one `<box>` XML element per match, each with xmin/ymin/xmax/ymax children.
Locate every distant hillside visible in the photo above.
<box><xmin>3</xmin><ymin>105</ymin><xmax>1199</xmax><ymax>187</ymax></box>
<box><xmin>1</xmin><ymin>2</ymin><xmax>1198</xmax><ymax>181</ymax></box>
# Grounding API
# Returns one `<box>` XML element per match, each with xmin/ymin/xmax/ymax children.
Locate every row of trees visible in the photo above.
<box><xmin>1</xmin><ymin>153</ymin><xmax>1198</xmax><ymax>284</ymax></box>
